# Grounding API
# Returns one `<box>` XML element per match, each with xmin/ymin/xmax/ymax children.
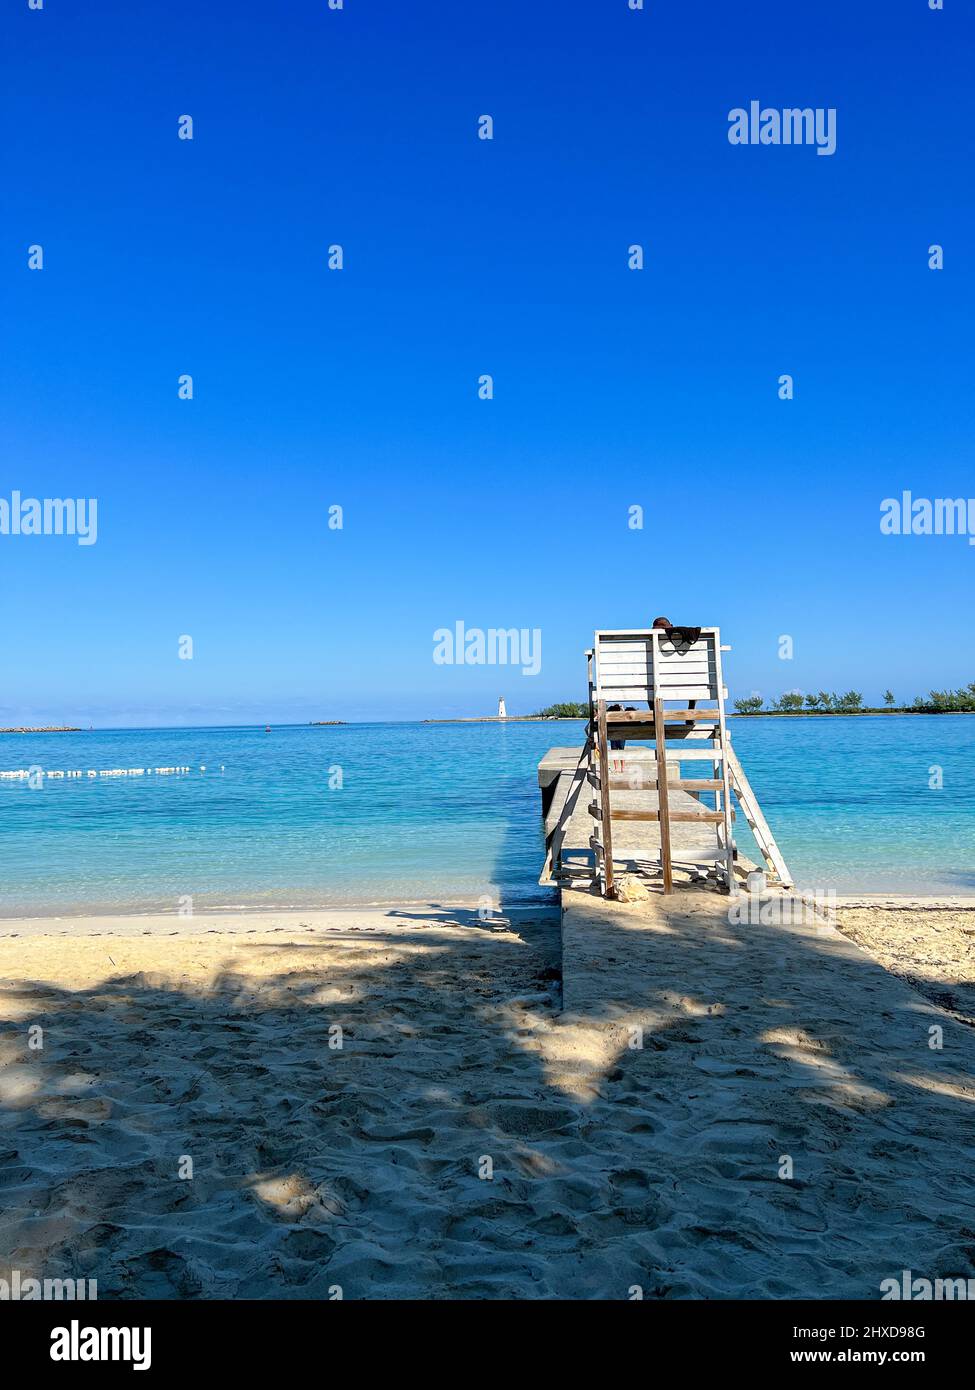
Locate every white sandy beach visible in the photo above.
<box><xmin>1</xmin><ymin>897</ymin><xmax>974</xmax><ymax>1299</ymax></box>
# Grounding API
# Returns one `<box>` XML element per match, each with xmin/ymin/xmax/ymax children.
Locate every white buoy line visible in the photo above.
<box><xmin>0</xmin><ymin>766</ymin><xmax>225</xmax><ymax>779</ymax></box>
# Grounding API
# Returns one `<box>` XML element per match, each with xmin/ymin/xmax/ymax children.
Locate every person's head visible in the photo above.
<box><xmin>608</xmin><ymin>703</ymin><xmax>622</xmax><ymax>711</ymax></box>
<box><xmin>652</xmin><ymin>615</ymin><xmax>672</xmax><ymax>630</ymax></box>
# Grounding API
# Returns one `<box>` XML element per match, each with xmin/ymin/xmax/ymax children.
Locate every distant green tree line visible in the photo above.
<box><xmin>924</xmin><ymin>682</ymin><xmax>975</xmax><ymax>712</ymax></box>
<box><xmin>531</xmin><ymin>702</ymin><xmax>589</xmax><ymax>718</ymax></box>
<box><xmin>532</xmin><ymin>683</ymin><xmax>975</xmax><ymax>718</ymax></box>
<box><xmin>734</xmin><ymin>683</ymin><xmax>975</xmax><ymax>715</ymax></box>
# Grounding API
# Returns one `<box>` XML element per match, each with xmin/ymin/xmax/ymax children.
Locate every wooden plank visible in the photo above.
<box><xmin>603</xmin><ymin>716</ymin><xmax>718</xmax><ymax>730</ymax></box>
<box><xmin>597</xmin><ymin>680</ymin><xmax>653</xmax><ymax>693</ymax></box>
<box><xmin>656</xmin><ymin>642</ymin><xmax>716</xmax><ymax>655</ymax></box>
<box><xmin>597</xmin><ymin>678</ymin><xmax>715</xmax><ymax>691</ymax></box>
<box><xmin>656</xmin><ymin>640</ymin><xmax>714</xmax><ymax>656</ymax></box>
<box><xmin>611</xmin><ymin>808</ymin><xmax>730</xmax><ymax>824</ymax></box>
<box><xmin>608</xmin><ymin>708</ymin><xmax>717</xmax><ymax>723</ymax></box>
<box><xmin>655</xmin><ymin>686</ymin><xmax>719</xmax><ymax>699</ymax></box>
<box><xmin>595</xmin><ymin>700</ymin><xmax>615</xmax><ymax>898</ymax></box>
<box><xmin>543</xmin><ymin>743</ymin><xmax>591</xmax><ymax>882</ymax></box>
<box><xmin>664</xmin><ymin>747</ymin><xmax>727</xmax><ymax>761</ymax></box>
<box><xmin>680</xmin><ymin>726</ymin><xmax>724</xmax><ymax>743</ymax></box>
<box><xmin>597</xmin><ymin>658</ymin><xmax>654</xmax><ymax>669</ymax></box>
<box><xmin>596</xmin><ymin>658</ymin><xmax>715</xmax><ymax>677</ymax></box>
<box><xmin>598</xmin><ymin>668</ymin><xmax>717</xmax><ymax>682</ymax></box>
<box><xmin>725</xmin><ymin>742</ymin><xmax>793</xmax><ymax>887</ymax></box>
<box><xmin>606</xmin><ymin>775</ymin><xmax>722</xmax><ymax>792</ymax></box>
<box><xmin>597</xmin><ymin>653</ymin><xmax>717</xmax><ymax>666</ymax></box>
<box><xmin>658</xmin><ymin>645</ymin><xmax>712</xmax><ymax>661</ymax></box>
<box><xmin>655</xmin><ymin>669</ymin><xmax>718</xmax><ymax>684</ymax></box>
<box><xmin>653</xmin><ymin>687</ymin><xmax>673</xmax><ymax>894</ymax></box>
<box><xmin>604</xmin><ymin>728</ymin><xmax>721</xmax><ymax>742</ymax></box>
<box><xmin>596</xmin><ymin>722</ymin><xmax>720</xmax><ymax>742</ymax></box>
<box><xmin>595</xmin><ymin>628</ymin><xmax>720</xmax><ymax>637</ymax></box>
<box><xmin>595</xmin><ymin>641</ymin><xmax>653</xmax><ymax>654</ymax></box>
<box><xmin>712</xmin><ymin>631</ymin><xmax>736</xmax><ymax>892</ymax></box>
<box><xmin>653</xmin><ymin>656</ymin><xmax>717</xmax><ymax>667</ymax></box>
<box><xmin>595</xmin><ymin>644</ymin><xmax>653</xmax><ymax>656</ymax></box>
<box><xmin>598</xmin><ymin>651</ymin><xmax>717</xmax><ymax>666</ymax></box>
<box><xmin>597</xmin><ymin>682</ymin><xmax>719</xmax><ymax>695</ymax></box>
<box><xmin>599</xmin><ymin>687</ymin><xmax>715</xmax><ymax>703</ymax></box>
<box><xmin>568</xmin><ymin>743</ymin><xmax>725</xmax><ymax>761</ymax></box>
<box><xmin>597</xmin><ymin>667</ymin><xmax>653</xmax><ymax>681</ymax></box>
<box><xmin>655</xmin><ymin>670</ymin><xmax>718</xmax><ymax>683</ymax></box>
<box><xmin>592</xmin><ymin>644</ymin><xmax>717</xmax><ymax>661</ymax></box>
<box><xmin>598</xmin><ymin>637</ymin><xmax>714</xmax><ymax>657</ymax></box>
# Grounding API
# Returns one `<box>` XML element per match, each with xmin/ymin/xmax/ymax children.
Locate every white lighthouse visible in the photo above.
<box><xmin>497</xmin><ymin>697</ymin><xmax>508</xmax><ymax>720</ymax></box>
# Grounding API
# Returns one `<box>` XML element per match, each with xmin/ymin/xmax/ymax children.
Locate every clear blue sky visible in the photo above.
<box><xmin>2</xmin><ymin>0</ymin><xmax>972</xmax><ymax>725</ymax></box>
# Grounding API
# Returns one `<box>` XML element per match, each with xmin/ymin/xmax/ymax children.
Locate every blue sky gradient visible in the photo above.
<box><xmin>2</xmin><ymin>0</ymin><xmax>972</xmax><ymax>724</ymax></box>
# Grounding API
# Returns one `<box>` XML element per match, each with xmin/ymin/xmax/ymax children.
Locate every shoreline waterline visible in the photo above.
<box><xmin>0</xmin><ymin>898</ymin><xmax>562</xmax><ymax>926</ymax></box>
<box><xmin>2</xmin><ymin>895</ymin><xmax>973</xmax><ymax>932</ymax></box>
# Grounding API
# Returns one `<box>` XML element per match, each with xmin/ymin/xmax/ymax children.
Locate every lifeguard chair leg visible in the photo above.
<box><xmin>652</xmin><ymin>696</ymin><xmax>674</xmax><ymax>894</ymax></box>
<box><xmin>595</xmin><ymin>700</ymin><xmax>615</xmax><ymax>898</ymax></box>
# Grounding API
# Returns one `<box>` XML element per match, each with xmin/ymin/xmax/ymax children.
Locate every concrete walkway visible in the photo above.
<box><xmin>543</xmin><ymin>885</ymin><xmax>975</xmax><ymax>1296</ymax></box>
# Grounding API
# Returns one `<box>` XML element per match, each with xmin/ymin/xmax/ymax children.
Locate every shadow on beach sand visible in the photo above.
<box><xmin>1</xmin><ymin>893</ymin><xmax>975</xmax><ymax>1300</ymax></box>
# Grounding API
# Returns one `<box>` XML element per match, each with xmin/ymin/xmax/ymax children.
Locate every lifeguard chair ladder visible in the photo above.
<box><xmin>587</xmin><ymin>627</ymin><xmax>735</xmax><ymax>896</ymax></box>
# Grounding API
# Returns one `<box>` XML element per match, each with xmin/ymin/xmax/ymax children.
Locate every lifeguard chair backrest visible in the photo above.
<box><xmin>593</xmin><ymin>628</ymin><xmax>724</xmax><ymax>704</ymax></box>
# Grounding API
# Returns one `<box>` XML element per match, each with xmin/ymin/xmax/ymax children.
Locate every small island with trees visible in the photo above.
<box><xmin>530</xmin><ymin>702</ymin><xmax>589</xmax><ymax>719</ymax></box>
<box><xmin>733</xmin><ymin>683</ymin><xmax>975</xmax><ymax>716</ymax></box>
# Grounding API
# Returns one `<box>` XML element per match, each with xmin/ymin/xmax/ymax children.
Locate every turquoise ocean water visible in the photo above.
<box><xmin>1</xmin><ymin>716</ymin><xmax>973</xmax><ymax>915</ymax></box>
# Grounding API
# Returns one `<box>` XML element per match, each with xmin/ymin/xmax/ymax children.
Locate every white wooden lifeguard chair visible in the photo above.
<box><xmin>588</xmin><ymin>627</ymin><xmax>733</xmax><ymax>894</ymax></box>
<box><xmin>569</xmin><ymin>626</ymin><xmax>791</xmax><ymax>897</ymax></box>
